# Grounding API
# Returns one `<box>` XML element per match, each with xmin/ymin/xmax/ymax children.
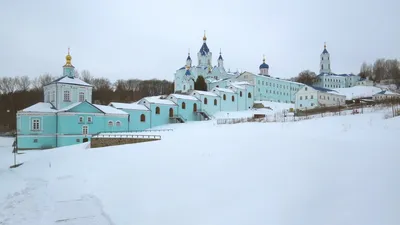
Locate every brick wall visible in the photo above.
<box><xmin>90</xmin><ymin>137</ymin><xmax>160</xmax><ymax>148</ymax></box>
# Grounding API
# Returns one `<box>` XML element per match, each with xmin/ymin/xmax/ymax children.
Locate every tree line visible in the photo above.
<box><xmin>291</xmin><ymin>58</ymin><xmax>400</xmax><ymax>88</ymax></box>
<box><xmin>0</xmin><ymin>71</ymin><xmax>174</xmax><ymax>131</ymax></box>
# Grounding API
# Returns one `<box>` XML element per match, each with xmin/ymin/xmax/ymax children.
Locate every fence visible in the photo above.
<box><xmin>95</xmin><ymin>128</ymin><xmax>173</xmax><ymax>134</ymax></box>
<box><xmin>92</xmin><ymin>133</ymin><xmax>162</xmax><ymax>139</ymax></box>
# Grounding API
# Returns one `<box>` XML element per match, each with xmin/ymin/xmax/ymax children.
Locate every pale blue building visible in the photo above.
<box><xmin>16</xmin><ymin>48</ymin><xmax>256</xmax><ymax>150</ymax></box>
<box><xmin>16</xmin><ymin>51</ymin><xmax>129</xmax><ymax>150</ymax></box>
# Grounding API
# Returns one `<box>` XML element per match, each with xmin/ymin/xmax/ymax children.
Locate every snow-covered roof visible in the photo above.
<box><xmin>168</xmin><ymin>94</ymin><xmax>200</xmax><ymax>101</ymax></box>
<box><xmin>191</xmin><ymin>90</ymin><xmax>219</xmax><ymax>97</ymax></box>
<box><xmin>213</xmin><ymin>87</ymin><xmax>235</xmax><ymax>93</ymax></box>
<box><xmin>58</xmin><ymin>102</ymin><xmax>82</xmax><ymax>112</ymax></box>
<box><xmin>374</xmin><ymin>90</ymin><xmax>400</xmax><ymax>96</ymax></box>
<box><xmin>142</xmin><ymin>96</ymin><xmax>176</xmax><ymax>105</ymax></box>
<box><xmin>20</xmin><ymin>102</ymin><xmax>57</xmax><ymax>113</ymax></box>
<box><xmin>48</xmin><ymin>76</ymin><xmax>92</xmax><ymax>87</ymax></box>
<box><xmin>331</xmin><ymin>86</ymin><xmax>383</xmax><ymax>100</ymax></box>
<box><xmin>109</xmin><ymin>102</ymin><xmax>149</xmax><ymax>111</ymax></box>
<box><xmin>94</xmin><ymin>104</ymin><xmax>129</xmax><ymax>115</ymax></box>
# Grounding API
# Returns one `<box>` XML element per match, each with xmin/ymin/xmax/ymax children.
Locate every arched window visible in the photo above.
<box><xmin>140</xmin><ymin>114</ymin><xmax>146</xmax><ymax>122</ymax></box>
<box><xmin>169</xmin><ymin>108</ymin><xmax>174</xmax><ymax>117</ymax></box>
<box><xmin>204</xmin><ymin>98</ymin><xmax>208</xmax><ymax>105</ymax></box>
<box><xmin>193</xmin><ymin>103</ymin><xmax>197</xmax><ymax>112</ymax></box>
<box><xmin>182</xmin><ymin>102</ymin><xmax>186</xmax><ymax>109</ymax></box>
<box><xmin>155</xmin><ymin>107</ymin><xmax>160</xmax><ymax>114</ymax></box>
<box><xmin>116</xmin><ymin>121</ymin><xmax>121</xmax><ymax>127</ymax></box>
<box><xmin>214</xmin><ymin>99</ymin><xmax>217</xmax><ymax>105</ymax></box>
<box><xmin>223</xmin><ymin>94</ymin><xmax>226</xmax><ymax>100</ymax></box>
<box><xmin>232</xmin><ymin>96</ymin><xmax>235</xmax><ymax>102</ymax></box>
<box><xmin>240</xmin><ymin>91</ymin><xmax>242</xmax><ymax>97</ymax></box>
<box><xmin>248</xmin><ymin>92</ymin><xmax>252</xmax><ymax>98</ymax></box>
<box><xmin>108</xmin><ymin>121</ymin><xmax>113</xmax><ymax>126</ymax></box>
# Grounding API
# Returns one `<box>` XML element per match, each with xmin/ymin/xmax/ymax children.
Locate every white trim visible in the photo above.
<box><xmin>29</xmin><ymin>116</ymin><xmax>43</xmax><ymax>131</ymax></box>
<box><xmin>108</xmin><ymin>120</ymin><xmax>114</xmax><ymax>126</ymax></box>
<box><xmin>115</xmin><ymin>120</ymin><xmax>121</xmax><ymax>127</ymax></box>
<box><xmin>58</xmin><ymin>112</ymin><xmax>104</xmax><ymax>116</ymax></box>
<box><xmin>82</xmin><ymin>125</ymin><xmax>89</xmax><ymax>135</ymax></box>
<box><xmin>17</xmin><ymin>134</ymin><xmax>56</xmax><ymax>138</ymax></box>
<box><xmin>18</xmin><ymin>112</ymin><xmax>56</xmax><ymax>116</ymax></box>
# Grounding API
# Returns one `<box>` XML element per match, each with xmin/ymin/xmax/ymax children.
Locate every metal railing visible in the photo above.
<box><xmin>98</xmin><ymin>128</ymin><xmax>173</xmax><ymax>134</ymax></box>
<box><xmin>92</xmin><ymin>134</ymin><xmax>162</xmax><ymax>139</ymax></box>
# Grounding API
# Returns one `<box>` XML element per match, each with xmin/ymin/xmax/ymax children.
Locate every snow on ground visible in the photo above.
<box><xmin>332</xmin><ymin>86</ymin><xmax>383</xmax><ymax>100</ymax></box>
<box><xmin>1</xmin><ymin>112</ymin><xmax>400</xmax><ymax>225</ymax></box>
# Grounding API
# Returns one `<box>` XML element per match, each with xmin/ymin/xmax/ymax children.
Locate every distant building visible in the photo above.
<box><xmin>372</xmin><ymin>90</ymin><xmax>400</xmax><ymax>101</ymax></box>
<box><xmin>295</xmin><ymin>86</ymin><xmax>346</xmax><ymax>110</ymax></box>
<box><xmin>314</xmin><ymin>43</ymin><xmax>363</xmax><ymax>89</ymax></box>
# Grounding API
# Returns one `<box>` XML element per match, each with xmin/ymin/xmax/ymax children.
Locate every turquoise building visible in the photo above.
<box><xmin>16</xmin><ymin>49</ymin><xmax>256</xmax><ymax>150</ymax></box>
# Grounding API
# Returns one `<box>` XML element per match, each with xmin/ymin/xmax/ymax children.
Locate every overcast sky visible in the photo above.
<box><xmin>1</xmin><ymin>0</ymin><xmax>399</xmax><ymax>81</ymax></box>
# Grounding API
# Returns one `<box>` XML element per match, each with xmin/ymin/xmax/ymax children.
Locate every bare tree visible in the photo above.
<box><xmin>92</xmin><ymin>78</ymin><xmax>112</xmax><ymax>91</ymax></box>
<box><xmin>0</xmin><ymin>77</ymin><xmax>18</xmax><ymax>94</ymax></box>
<box><xmin>80</xmin><ymin>70</ymin><xmax>93</xmax><ymax>84</ymax></box>
<box><xmin>372</xmin><ymin>58</ymin><xmax>386</xmax><ymax>81</ymax></box>
<box><xmin>74</xmin><ymin>70</ymin><xmax>80</xmax><ymax>78</ymax></box>
<box><xmin>15</xmin><ymin>76</ymin><xmax>31</xmax><ymax>91</ymax></box>
<box><xmin>31</xmin><ymin>73</ymin><xmax>55</xmax><ymax>91</ymax></box>
<box><xmin>293</xmin><ymin>70</ymin><xmax>318</xmax><ymax>85</ymax></box>
<box><xmin>359</xmin><ymin>62</ymin><xmax>373</xmax><ymax>79</ymax></box>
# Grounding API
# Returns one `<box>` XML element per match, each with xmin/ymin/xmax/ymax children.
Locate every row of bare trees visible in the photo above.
<box><xmin>0</xmin><ymin>71</ymin><xmax>174</xmax><ymax>131</ymax></box>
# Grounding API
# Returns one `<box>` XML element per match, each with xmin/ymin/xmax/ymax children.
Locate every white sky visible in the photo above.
<box><xmin>1</xmin><ymin>0</ymin><xmax>399</xmax><ymax>81</ymax></box>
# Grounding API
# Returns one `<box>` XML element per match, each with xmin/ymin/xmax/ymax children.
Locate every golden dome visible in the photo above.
<box><xmin>65</xmin><ymin>47</ymin><xmax>72</xmax><ymax>65</ymax></box>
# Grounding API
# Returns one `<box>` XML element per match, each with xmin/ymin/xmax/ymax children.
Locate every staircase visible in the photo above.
<box><xmin>170</xmin><ymin>115</ymin><xmax>185</xmax><ymax>123</ymax></box>
<box><xmin>196</xmin><ymin>110</ymin><xmax>212</xmax><ymax>121</ymax></box>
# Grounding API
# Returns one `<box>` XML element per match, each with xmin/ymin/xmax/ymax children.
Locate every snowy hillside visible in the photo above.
<box><xmin>1</xmin><ymin>112</ymin><xmax>400</xmax><ymax>225</ymax></box>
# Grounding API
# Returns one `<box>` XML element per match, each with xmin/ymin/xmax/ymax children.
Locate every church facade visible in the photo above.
<box><xmin>174</xmin><ymin>33</ymin><xmax>305</xmax><ymax>103</ymax></box>
<box><xmin>314</xmin><ymin>43</ymin><xmax>362</xmax><ymax>89</ymax></box>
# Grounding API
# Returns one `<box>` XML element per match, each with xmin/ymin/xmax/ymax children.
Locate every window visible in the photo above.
<box><xmin>300</xmin><ymin>104</ymin><xmax>303</xmax><ymax>107</ymax></box>
<box><xmin>63</xmin><ymin>90</ymin><xmax>70</xmax><ymax>101</ymax></box>
<box><xmin>262</xmin><ymin>81</ymin><xmax>264</xmax><ymax>85</ymax></box>
<box><xmin>248</xmin><ymin>93</ymin><xmax>252</xmax><ymax>98</ymax></box>
<box><xmin>193</xmin><ymin>103</ymin><xmax>197</xmax><ymax>112</ymax></box>
<box><xmin>51</xmin><ymin>91</ymin><xmax>55</xmax><ymax>102</ymax></box>
<box><xmin>305</xmin><ymin>87</ymin><xmax>308</xmax><ymax>91</ymax></box>
<box><xmin>183</xmin><ymin>85</ymin><xmax>186</xmax><ymax>90</ymax></box>
<box><xmin>258</xmin><ymin>80</ymin><xmax>260</xmax><ymax>84</ymax></box>
<box><xmin>32</xmin><ymin>119</ymin><xmax>40</xmax><ymax>131</ymax></box>
<box><xmin>311</xmin><ymin>95</ymin><xmax>313</xmax><ymax>99</ymax></box>
<box><xmin>300</xmin><ymin>96</ymin><xmax>302</xmax><ymax>100</ymax></box>
<box><xmin>214</xmin><ymin>99</ymin><xmax>217</xmax><ymax>105</ymax></box>
<box><xmin>155</xmin><ymin>107</ymin><xmax>160</xmax><ymax>114</ymax></box>
<box><xmin>87</xmin><ymin>116</ymin><xmax>92</xmax><ymax>123</ymax></box>
<box><xmin>76</xmin><ymin>139</ymin><xmax>81</xmax><ymax>143</ymax></box>
<box><xmin>82</xmin><ymin>125</ymin><xmax>88</xmax><ymax>135</ymax></box>
<box><xmin>79</xmin><ymin>116</ymin><xmax>84</xmax><ymax>123</ymax></box>
<box><xmin>240</xmin><ymin>91</ymin><xmax>242</xmax><ymax>97</ymax></box>
<box><xmin>33</xmin><ymin>139</ymin><xmax>38</xmax><ymax>143</ymax></box>
<box><xmin>182</xmin><ymin>102</ymin><xmax>186</xmax><ymax>109</ymax></box>
<box><xmin>204</xmin><ymin>98</ymin><xmax>208</xmax><ymax>105</ymax></box>
<box><xmin>223</xmin><ymin>94</ymin><xmax>226</xmax><ymax>100</ymax></box>
<box><xmin>79</xmin><ymin>92</ymin><xmax>85</xmax><ymax>102</ymax></box>
<box><xmin>116</xmin><ymin>121</ymin><xmax>121</xmax><ymax>126</ymax></box>
<box><xmin>140</xmin><ymin>114</ymin><xmax>146</xmax><ymax>122</ymax></box>
<box><xmin>311</xmin><ymin>103</ymin><xmax>314</xmax><ymax>106</ymax></box>
<box><xmin>108</xmin><ymin>121</ymin><xmax>114</xmax><ymax>126</ymax></box>
<box><xmin>232</xmin><ymin>96</ymin><xmax>235</xmax><ymax>102</ymax></box>
<box><xmin>327</xmin><ymin>96</ymin><xmax>330</xmax><ymax>100</ymax></box>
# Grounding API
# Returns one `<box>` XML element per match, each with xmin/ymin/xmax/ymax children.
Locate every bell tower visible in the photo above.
<box><xmin>320</xmin><ymin>42</ymin><xmax>331</xmax><ymax>74</ymax></box>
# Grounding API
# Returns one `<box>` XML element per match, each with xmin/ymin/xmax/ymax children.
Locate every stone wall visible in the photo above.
<box><xmin>90</xmin><ymin>137</ymin><xmax>160</xmax><ymax>148</ymax></box>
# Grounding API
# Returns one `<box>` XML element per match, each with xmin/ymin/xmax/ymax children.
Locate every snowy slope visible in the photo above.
<box><xmin>1</xmin><ymin>113</ymin><xmax>400</xmax><ymax>225</ymax></box>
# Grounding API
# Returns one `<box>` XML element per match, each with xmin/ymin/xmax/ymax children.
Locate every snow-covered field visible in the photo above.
<box><xmin>1</xmin><ymin>112</ymin><xmax>400</xmax><ymax>225</ymax></box>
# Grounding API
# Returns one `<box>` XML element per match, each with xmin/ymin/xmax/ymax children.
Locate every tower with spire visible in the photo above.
<box><xmin>259</xmin><ymin>55</ymin><xmax>269</xmax><ymax>76</ymax></box>
<box><xmin>197</xmin><ymin>31</ymin><xmax>212</xmax><ymax>67</ymax></box>
<box><xmin>63</xmin><ymin>47</ymin><xmax>75</xmax><ymax>78</ymax></box>
<box><xmin>320</xmin><ymin>42</ymin><xmax>331</xmax><ymax>74</ymax></box>
<box><xmin>218</xmin><ymin>49</ymin><xmax>224</xmax><ymax>68</ymax></box>
<box><xmin>186</xmin><ymin>50</ymin><xmax>192</xmax><ymax>67</ymax></box>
